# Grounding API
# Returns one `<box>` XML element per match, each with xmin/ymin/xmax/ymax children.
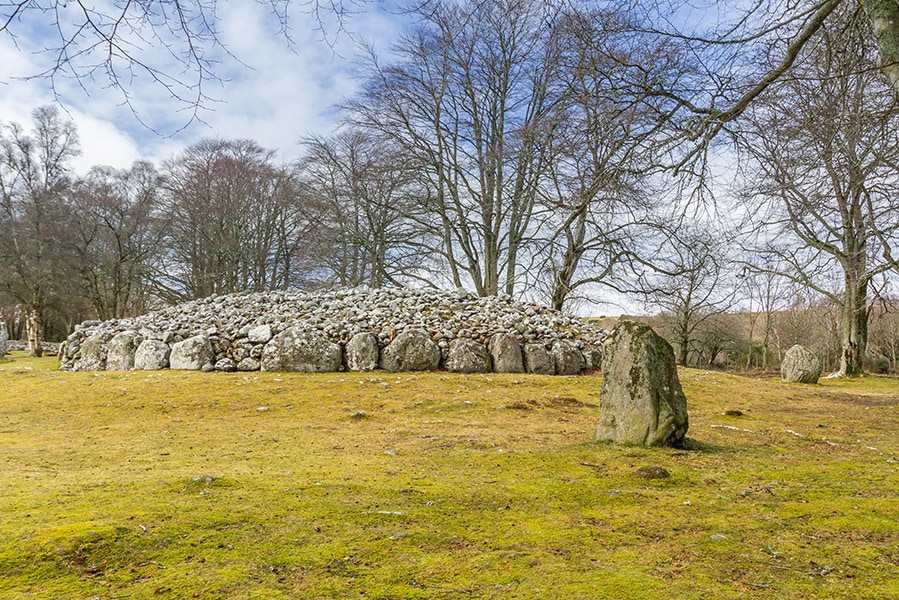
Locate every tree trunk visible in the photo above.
<box><xmin>865</xmin><ymin>0</ymin><xmax>899</xmax><ymax>91</ymax></box>
<box><xmin>27</xmin><ymin>307</ymin><xmax>43</xmax><ymax>358</ymax></box>
<box><xmin>838</xmin><ymin>271</ymin><xmax>868</xmax><ymax>377</ymax></box>
<box><xmin>550</xmin><ymin>212</ymin><xmax>587</xmax><ymax>311</ymax></box>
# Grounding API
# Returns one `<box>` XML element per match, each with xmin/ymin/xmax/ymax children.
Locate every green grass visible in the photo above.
<box><xmin>0</xmin><ymin>351</ymin><xmax>896</xmax><ymax>599</ymax></box>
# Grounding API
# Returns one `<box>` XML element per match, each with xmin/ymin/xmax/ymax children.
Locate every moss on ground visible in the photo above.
<box><xmin>0</xmin><ymin>352</ymin><xmax>896</xmax><ymax>599</ymax></box>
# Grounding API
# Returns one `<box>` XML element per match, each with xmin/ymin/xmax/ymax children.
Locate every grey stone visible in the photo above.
<box><xmin>170</xmin><ymin>334</ymin><xmax>214</xmax><ymax>370</ymax></box>
<box><xmin>596</xmin><ymin>319</ymin><xmax>688</xmax><ymax>447</ymax></box>
<box><xmin>380</xmin><ymin>329</ymin><xmax>441</xmax><ymax>372</ymax></box>
<box><xmin>236</xmin><ymin>357</ymin><xmax>261</xmax><ymax>371</ymax></box>
<box><xmin>585</xmin><ymin>347</ymin><xmax>603</xmax><ymax>371</ymax></box>
<box><xmin>78</xmin><ymin>333</ymin><xmax>109</xmax><ymax>371</ymax></box>
<box><xmin>0</xmin><ymin>322</ymin><xmax>8</xmax><ymax>357</ymax></box>
<box><xmin>523</xmin><ymin>344</ymin><xmax>554</xmax><ymax>375</ymax></box>
<box><xmin>346</xmin><ymin>332</ymin><xmax>379</xmax><ymax>371</ymax></box>
<box><xmin>261</xmin><ymin>327</ymin><xmax>342</xmax><ymax>372</ymax></box>
<box><xmin>488</xmin><ymin>333</ymin><xmax>524</xmax><ymax>373</ymax></box>
<box><xmin>134</xmin><ymin>340</ymin><xmax>171</xmax><ymax>370</ymax></box>
<box><xmin>553</xmin><ymin>341</ymin><xmax>586</xmax><ymax>375</ymax></box>
<box><xmin>247</xmin><ymin>324</ymin><xmax>273</xmax><ymax>344</ymax></box>
<box><xmin>781</xmin><ymin>344</ymin><xmax>821</xmax><ymax>383</ymax></box>
<box><xmin>106</xmin><ymin>331</ymin><xmax>143</xmax><ymax>371</ymax></box>
<box><xmin>214</xmin><ymin>357</ymin><xmax>236</xmax><ymax>372</ymax></box>
<box><xmin>445</xmin><ymin>338</ymin><xmax>490</xmax><ymax>373</ymax></box>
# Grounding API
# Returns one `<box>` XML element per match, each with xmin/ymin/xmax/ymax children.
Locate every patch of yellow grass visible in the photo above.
<box><xmin>0</xmin><ymin>352</ymin><xmax>896</xmax><ymax>599</ymax></box>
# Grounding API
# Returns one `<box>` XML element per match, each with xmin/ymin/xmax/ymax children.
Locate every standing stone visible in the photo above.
<box><xmin>0</xmin><ymin>322</ymin><xmax>8</xmax><ymax>357</ymax></box>
<box><xmin>106</xmin><ymin>331</ymin><xmax>143</xmax><ymax>371</ymax></box>
<box><xmin>346</xmin><ymin>332</ymin><xmax>379</xmax><ymax>371</ymax></box>
<box><xmin>597</xmin><ymin>319</ymin><xmax>688</xmax><ymax>447</ymax></box>
<box><xmin>445</xmin><ymin>338</ymin><xmax>491</xmax><ymax>373</ymax></box>
<box><xmin>78</xmin><ymin>333</ymin><xmax>109</xmax><ymax>371</ymax></box>
<box><xmin>523</xmin><ymin>344</ymin><xmax>555</xmax><ymax>375</ymax></box>
<box><xmin>553</xmin><ymin>341</ymin><xmax>586</xmax><ymax>375</ymax></box>
<box><xmin>781</xmin><ymin>345</ymin><xmax>822</xmax><ymax>383</ymax></box>
<box><xmin>170</xmin><ymin>334</ymin><xmax>214</xmax><ymax>371</ymax></box>
<box><xmin>488</xmin><ymin>333</ymin><xmax>524</xmax><ymax>373</ymax></box>
<box><xmin>261</xmin><ymin>327</ymin><xmax>342</xmax><ymax>372</ymax></box>
<box><xmin>379</xmin><ymin>329</ymin><xmax>441</xmax><ymax>372</ymax></box>
<box><xmin>135</xmin><ymin>340</ymin><xmax>171</xmax><ymax>370</ymax></box>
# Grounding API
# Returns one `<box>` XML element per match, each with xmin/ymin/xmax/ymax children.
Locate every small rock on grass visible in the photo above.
<box><xmin>633</xmin><ymin>465</ymin><xmax>670</xmax><ymax>479</ymax></box>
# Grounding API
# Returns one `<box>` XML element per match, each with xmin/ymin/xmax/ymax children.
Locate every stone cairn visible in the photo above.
<box><xmin>60</xmin><ymin>287</ymin><xmax>607</xmax><ymax>374</ymax></box>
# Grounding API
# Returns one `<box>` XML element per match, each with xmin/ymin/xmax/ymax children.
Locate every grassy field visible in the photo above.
<box><xmin>0</xmin><ymin>351</ymin><xmax>896</xmax><ymax>599</ymax></box>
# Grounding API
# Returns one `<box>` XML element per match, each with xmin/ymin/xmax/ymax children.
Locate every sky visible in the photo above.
<box><xmin>0</xmin><ymin>1</ymin><xmax>405</xmax><ymax>174</ymax></box>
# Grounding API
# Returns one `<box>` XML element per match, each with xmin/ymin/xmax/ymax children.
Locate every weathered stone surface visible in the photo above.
<box><xmin>781</xmin><ymin>344</ymin><xmax>821</xmax><ymax>383</ymax></box>
<box><xmin>106</xmin><ymin>331</ymin><xmax>143</xmax><ymax>371</ymax></box>
<box><xmin>597</xmin><ymin>319</ymin><xmax>688</xmax><ymax>447</ymax></box>
<box><xmin>135</xmin><ymin>340</ymin><xmax>171</xmax><ymax>370</ymax></box>
<box><xmin>0</xmin><ymin>322</ymin><xmax>8</xmax><ymax>357</ymax></box>
<box><xmin>585</xmin><ymin>347</ymin><xmax>603</xmax><ymax>371</ymax></box>
<box><xmin>445</xmin><ymin>338</ymin><xmax>490</xmax><ymax>373</ymax></box>
<box><xmin>79</xmin><ymin>333</ymin><xmax>109</xmax><ymax>371</ymax></box>
<box><xmin>236</xmin><ymin>357</ymin><xmax>261</xmax><ymax>371</ymax></box>
<box><xmin>247</xmin><ymin>324</ymin><xmax>273</xmax><ymax>344</ymax></box>
<box><xmin>488</xmin><ymin>333</ymin><xmax>524</xmax><ymax>373</ymax></box>
<box><xmin>523</xmin><ymin>344</ymin><xmax>555</xmax><ymax>374</ymax></box>
<box><xmin>380</xmin><ymin>329</ymin><xmax>441</xmax><ymax>372</ymax></box>
<box><xmin>346</xmin><ymin>332</ymin><xmax>379</xmax><ymax>371</ymax></box>
<box><xmin>215</xmin><ymin>357</ymin><xmax>236</xmax><ymax>372</ymax></box>
<box><xmin>261</xmin><ymin>327</ymin><xmax>342</xmax><ymax>372</ymax></box>
<box><xmin>170</xmin><ymin>334</ymin><xmax>214</xmax><ymax>371</ymax></box>
<box><xmin>553</xmin><ymin>341</ymin><xmax>586</xmax><ymax>375</ymax></box>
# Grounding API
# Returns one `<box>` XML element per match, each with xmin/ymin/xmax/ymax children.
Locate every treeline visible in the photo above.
<box><xmin>2</xmin><ymin>0</ymin><xmax>899</xmax><ymax>377</ymax></box>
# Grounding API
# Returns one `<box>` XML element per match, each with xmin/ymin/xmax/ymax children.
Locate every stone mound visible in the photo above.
<box><xmin>59</xmin><ymin>287</ymin><xmax>607</xmax><ymax>374</ymax></box>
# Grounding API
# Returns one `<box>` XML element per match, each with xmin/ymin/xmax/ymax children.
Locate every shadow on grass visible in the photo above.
<box><xmin>679</xmin><ymin>437</ymin><xmax>735</xmax><ymax>454</ymax></box>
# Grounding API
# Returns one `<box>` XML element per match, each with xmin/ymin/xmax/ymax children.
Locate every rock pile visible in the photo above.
<box><xmin>60</xmin><ymin>287</ymin><xmax>607</xmax><ymax>374</ymax></box>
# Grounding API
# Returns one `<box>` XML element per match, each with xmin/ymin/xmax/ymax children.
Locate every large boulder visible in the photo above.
<box><xmin>523</xmin><ymin>344</ymin><xmax>555</xmax><ymax>375</ymax></box>
<box><xmin>345</xmin><ymin>332</ymin><xmax>379</xmax><ymax>371</ymax></box>
<box><xmin>553</xmin><ymin>341</ymin><xmax>586</xmax><ymax>375</ymax></box>
<box><xmin>488</xmin><ymin>333</ymin><xmax>524</xmax><ymax>373</ymax></box>
<box><xmin>0</xmin><ymin>322</ymin><xmax>8</xmax><ymax>357</ymax></box>
<box><xmin>445</xmin><ymin>338</ymin><xmax>491</xmax><ymax>373</ymax></box>
<box><xmin>379</xmin><ymin>329</ymin><xmax>441</xmax><ymax>372</ymax></box>
<box><xmin>106</xmin><ymin>331</ymin><xmax>143</xmax><ymax>371</ymax></box>
<box><xmin>135</xmin><ymin>340</ymin><xmax>171</xmax><ymax>370</ymax></box>
<box><xmin>596</xmin><ymin>319</ymin><xmax>688</xmax><ymax>447</ymax></box>
<box><xmin>781</xmin><ymin>345</ymin><xmax>821</xmax><ymax>383</ymax></box>
<box><xmin>78</xmin><ymin>333</ymin><xmax>109</xmax><ymax>371</ymax></box>
<box><xmin>261</xmin><ymin>327</ymin><xmax>342</xmax><ymax>372</ymax></box>
<box><xmin>170</xmin><ymin>334</ymin><xmax>214</xmax><ymax>371</ymax></box>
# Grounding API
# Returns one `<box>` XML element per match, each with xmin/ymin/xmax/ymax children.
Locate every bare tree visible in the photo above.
<box><xmin>635</xmin><ymin>227</ymin><xmax>737</xmax><ymax>367</ymax></box>
<box><xmin>299</xmin><ymin>129</ymin><xmax>436</xmax><ymax>288</ymax></box>
<box><xmin>535</xmin><ymin>6</ymin><xmax>683</xmax><ymax>310</ymax></box>
<box><xmin>738</xmin><ymin>12</ymin><xmax>899</xmax><ymax>376</ymax></box>
<box><xmin>160</xmin><ymin>138</ymin><xmax>309</xmax><ymax>299</ymax></box>
<box><xmin>349</xmin><ymin>0</ymin><xmax>561</xmax><ymax>297</ymax></box>
<box><xmin>0</xmin><ymin>106</ymin><xmax>80</xmax><ymax>355</ymax></box>
<box><xmin>68</xmin><ymin>161</ymin><xmax>166</xmax><ymax>319</ymax></box>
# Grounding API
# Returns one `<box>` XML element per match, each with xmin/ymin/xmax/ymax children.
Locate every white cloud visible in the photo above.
<box><xmin>1</xmin><ymin>2</ymin><xmax>405</xmax><ymax>173</ymax></box>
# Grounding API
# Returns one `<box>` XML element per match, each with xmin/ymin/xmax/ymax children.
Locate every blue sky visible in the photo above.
<box><xmin>0</xmin><ymin>1</ymin><xmax>405</xmax><ymax>173</ymax></box>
